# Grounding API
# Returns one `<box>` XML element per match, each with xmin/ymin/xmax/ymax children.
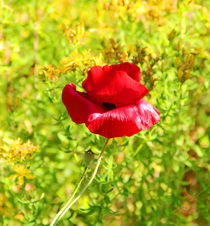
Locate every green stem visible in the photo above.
<box><xmin>51</xmin><ymin>138</ymin><xmax>110</xmax><ymax>226</ymax></box>
<box><xmin>50</xmin><ymin>168</ymin><xmax>88</xmax><ymax>226</ymax></box>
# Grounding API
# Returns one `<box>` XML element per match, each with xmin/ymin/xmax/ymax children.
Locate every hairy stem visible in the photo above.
<box><xmin>50</xmin><ymin>168</ymin><xmax>88</xmax><ymax>226</ymax></box>
<box><xmin>51</xmin><ymin>138</ymin><xmax>110</xmax><ymax>226</ymax></box>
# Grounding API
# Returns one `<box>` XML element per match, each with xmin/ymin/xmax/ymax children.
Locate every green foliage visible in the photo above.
<box><xmin>0</xmin><ymin>0</ymin><xmax>209</xmax><ymax>225</ymax></box>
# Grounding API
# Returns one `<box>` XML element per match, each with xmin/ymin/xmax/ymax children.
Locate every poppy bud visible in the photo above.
<box><xmin>83</xmin><ymin>150</ymin><xmax>94</xmax><ymax>168</ymax></box>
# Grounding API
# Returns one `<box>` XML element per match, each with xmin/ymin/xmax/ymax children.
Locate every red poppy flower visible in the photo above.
<box><xmin>62</xmin><ymin>62</ymin><xmax>160</xmax><ymax>138</ymax></box>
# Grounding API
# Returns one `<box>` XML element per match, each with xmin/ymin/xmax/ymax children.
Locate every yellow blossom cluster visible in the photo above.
<box><xmin>0</xmin><ymin>137</ymin><xmax>39</xmax><ymax>161</ymax></box>
<box><xmin>99</xmin><ymin>0</ymin><xmax>178</xmax><ymax>26</ymax></box>
<box><xmin>103</xmin><ymin>38</ymin><xmax>128</xmax><ymax>63</ymax></box>
<box><xmin>39</xmin><ymin>64</ymin><xmax>60</xmax><ymax>82</ymax></box>
<box><xmin>63</xmin><ymin>23</ymin><xmax>87</xmax><ymax>45</ymax></box>
<box><xmin>177</xmin><ymin>53</ymin><xmax>196</xmax><ymax>83</ymax></box>
<box><xmin>39</xmin><ymin>0</ymin><xmax>209</xmax><ymax>84</ymax></box>
<box><xmin>39</xmin><ymin>50</ymin><xmax>104</xmax><ymax>81</ymax></box>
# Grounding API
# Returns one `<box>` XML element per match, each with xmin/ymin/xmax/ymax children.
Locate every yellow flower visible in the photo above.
<box><xmin>15</xmin><ymin>212</ymin><xmax>25</xmax><ymax>221</ymax></box>
<box><xmin>7</xmin><ymin>165</ymin><xmax>34</xmax><ymax>186</ymax></box>
<box><xmin>39</xmin><ymin>64</ymin><xmax>59</xmax><ymax>81</ymax></box>
<box><xmin>0</xmin><ymin>194</ymin><xmax>13</xmax><ymax>216</ymax></box>
<box><xmin>39</xmin><ymin>50</ymin><xmax>105</xmax><ymax>81</ymax></box>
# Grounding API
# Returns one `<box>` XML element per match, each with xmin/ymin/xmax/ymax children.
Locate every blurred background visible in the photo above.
<box><xmin>0</xmin><ymin>0</ymin><xmax>209</xmax><ymax>225</ymax></box>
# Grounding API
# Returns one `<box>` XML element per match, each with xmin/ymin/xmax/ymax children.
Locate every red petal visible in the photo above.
<box><xmin>111</xmin><ymin>62</ymin><xmax>141</xmax><ymax>82</ymax></box>
<box><xmin>82</xmin><ymin>66</ymin><xmax>105</xmax><ymax>89</ymax></box>
<box><xmin>86</xmin><ymin>100</ymin><xmax>160</xmax><ymax>138</ymax></box>
<box><xmin>82</xmin><ymin>66</ymin><xmax>148</xmax><ymax>107</ymax></box>
<box><xmin>62</xmin><ymin>83</ymin><xmax>105</xmax><ymax>124</ymax></box>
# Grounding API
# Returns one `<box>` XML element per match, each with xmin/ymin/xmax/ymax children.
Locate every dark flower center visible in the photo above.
<box><xmin>102</xmin><ymin>102</ymin><xmax>116</xmax><ymax>110</ymax></box>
